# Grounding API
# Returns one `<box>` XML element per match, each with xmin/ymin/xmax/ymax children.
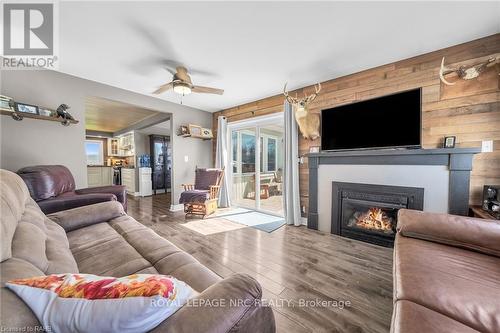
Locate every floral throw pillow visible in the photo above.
<box><xmin>6</xmin><ymin>273</ymin><xmax>196</xmax><ymax>333</ymax></box>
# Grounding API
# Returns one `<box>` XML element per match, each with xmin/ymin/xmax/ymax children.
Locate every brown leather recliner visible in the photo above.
<box><xmin>392</xmin><ymin>209</ymin><xmax>500</xmax><ymax>333</ymax></box>
<box><xmin>17</xmin><ymin>165</ymin><xmax>127</xmax><ymax>214</ymax></box>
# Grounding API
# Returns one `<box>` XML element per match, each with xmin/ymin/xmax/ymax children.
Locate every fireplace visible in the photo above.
<box><xmin>331</xmin><ymin>182</ymin><xmax>424</xmax><ymax>247</ymax></box>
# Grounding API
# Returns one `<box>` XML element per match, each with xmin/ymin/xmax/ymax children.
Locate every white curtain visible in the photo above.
<box><xmin>216</xmin><ymin>116</ymin><xmax>231</xmax><ymax>207</ymax></box>
<box><xmin>283</xmin><ymin>101</ymin><xmax>302</xmax><ymax>226</ymax></box>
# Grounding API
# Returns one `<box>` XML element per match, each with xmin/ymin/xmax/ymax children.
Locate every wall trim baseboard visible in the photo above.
<box><xmin>170</xmin><ymin>204</ymin><xmax>184</xmax><ymax>212</ymax></box>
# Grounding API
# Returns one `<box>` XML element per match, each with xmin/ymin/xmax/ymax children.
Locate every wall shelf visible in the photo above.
<box><xmin>179</xmin><ymin>134</ymin><xmax>212</xmax><ymax>141</ymax></box>
<box><xmin>0</xmin><ymin>109</ymin><xmax>79</xmax><ymax>125</ymax></box>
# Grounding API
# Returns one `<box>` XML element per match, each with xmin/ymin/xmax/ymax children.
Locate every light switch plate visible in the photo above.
<box><xmin>184</xmin><ymin>155</ymin><xmax>189</xmax><ymax>162</ymax></box>
<box><xmin>482</xmin><ymin>140</ymin><xmax>493</xmax><ymax>153</ymax></box>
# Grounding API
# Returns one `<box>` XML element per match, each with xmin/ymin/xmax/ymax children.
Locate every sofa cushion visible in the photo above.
<box><xmin>194</xmin><ymin>168</ymin><xmax>222</xmax><ymax>190</ymax></box>
<box><xmin>45</xmin><ymin>218</ymin><xmax>79</xmax><ymax>274</ymax></box>
<box><xmin>179</xmin><ymin>189</ymin><xmax>210</xmax><ymax>204</ymax></box>
<box><xmin>394</xmin><ymin>235</ymin><xmax>500</xmax><ymax>333</ymax></box>
<box><xmin>392</xmin><ymin>300</ymin><xmax>478</xmax><ymax>333</ymax></box>
<box><xmin>67</xmin><ymin>223</ymin><xmax>151</xmax><ymax>276</ymax></box>
<box><xmin>108</xmin><ymin>216</ymin><xmax>221</xmax><ymax>292</ymax></box>
<box><xmin>1</xmin><ymin>169</ymin><xmax>32</xmax><ymax>261</ymax></box>
<box><xmin>18</xmin><ymin>165</ymin><xmax>75</xmax><ymax>201</ymax></box>
<box><xmin>1</xmin><ymin>258</ymin><xmax>45</xmax><ymax>330</ymax></box>
<box><xmin>48</xmin><ymin>201</ymin><xmax>125</xmax><ymax>232</ymax></box>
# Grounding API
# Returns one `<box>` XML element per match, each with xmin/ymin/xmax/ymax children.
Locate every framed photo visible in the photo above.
<box><xmin>38</xmin><ymin>107</ymin><xmax>54</xmax><ymax>117</ymax></box>
<box><xmin>443</xmin><ymin>136</ymin><xmax>456</xmax><ymax>148</ymax></box>
<box><xmin>188</xmin><ymin>124</ymin><xmax>202</xmax><ymax>137</ymax></box>
<box><xmin>0</xmin><ymin>95</ymin><xmax>14</xmax><ymax>112</ymax></box>
<box><xmin>201</xmin><ymin>128</ymin><xmax>213</xmax><ymax>139</ymax></box>
<box><xmin>15</xmin><ymin>102</ymin><xmax>38</xmax><ymax>115</ymax></box>
<box><xmin>309</xmin><ymin>146</ymin><xmax>320</xmax><ymax>153</ymax></box>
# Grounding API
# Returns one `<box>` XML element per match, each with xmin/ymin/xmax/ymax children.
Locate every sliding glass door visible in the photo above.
<box><xmin>230</xmin><ymin>127</ymin><xmax>257</xmax><ymax>209</ymax></box>
<box><xmin>229</xmin><ymin>115</ymin><xmax>284</xmax><ymax>216</ymax></box>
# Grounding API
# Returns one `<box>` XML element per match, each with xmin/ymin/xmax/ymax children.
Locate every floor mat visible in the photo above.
<box><xmin>223</xmin><ymin>211</ymin><xmax>285</xmax><ymax>233</ymax></box>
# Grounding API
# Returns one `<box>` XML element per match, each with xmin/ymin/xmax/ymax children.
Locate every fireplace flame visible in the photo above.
<box><xmin>355</xmin><ymin>208</ymin><xmax>393</xmax><ymax>232</ymax></box>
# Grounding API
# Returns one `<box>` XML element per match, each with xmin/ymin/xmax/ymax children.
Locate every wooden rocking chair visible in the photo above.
<box><xmin>180</xmin><ymin>167</ymin><xmax>225</xmax><ymax>218</ymax></box>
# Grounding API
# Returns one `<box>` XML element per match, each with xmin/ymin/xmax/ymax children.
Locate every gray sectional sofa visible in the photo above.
<box><xmin>0</xmin><ymin>169</ymin><xmax>275</xmax><ymax>332</ymax></box>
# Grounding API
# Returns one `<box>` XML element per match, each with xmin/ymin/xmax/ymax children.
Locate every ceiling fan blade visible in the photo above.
<box><xmin>164</xmin><ymin>67</ymin><xmax>176</xmax><ymax>75</ymax></box>
<box><xmin>152</xmin><ymin>82</ymin><xmax>173</xmax><ymax>94</ymax></box>
<box><xmin>192</xmin><ymin>85</ymin><xmax>224</xmax><ymax>95</ymax></box>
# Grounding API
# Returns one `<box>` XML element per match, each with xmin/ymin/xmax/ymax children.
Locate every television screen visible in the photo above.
<box><xmin>321</xmin><ymin>88</ymin><xmax>421</xmax><ymax>151</ymax></box>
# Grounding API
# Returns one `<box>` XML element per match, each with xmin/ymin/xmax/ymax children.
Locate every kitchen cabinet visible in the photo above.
<box><xmin>107</xmin><ymin>138</ymin><xmax>120</xmax><ymax>156</ymax></box>
<box><xmin>119</xmin><ymin>132</ymin><xmax>135</xmax><ymax>157</ymax></box>
<box><xmin>87</xmin><ymin>167</ymin><xmax>113</xmax><ymax>187</ymax></box>
<box><xmin>121</xmin><ymin>168</ymin><xmax>136</xmax><ymax>194</ymax></box>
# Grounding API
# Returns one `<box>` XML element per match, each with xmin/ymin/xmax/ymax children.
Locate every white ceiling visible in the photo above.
<box><xmin>59</xmin><ymin>1</ymin><xmax>499</xmax><ymax>112</ymax></box>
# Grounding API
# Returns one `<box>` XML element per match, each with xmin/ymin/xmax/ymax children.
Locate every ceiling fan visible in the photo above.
<box><xmin>153</xmin><ymin>66</ymin><xmax>224</xmax><ymax>96</ymax></box>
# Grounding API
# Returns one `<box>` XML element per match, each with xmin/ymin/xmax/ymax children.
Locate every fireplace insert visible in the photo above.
<box><xmin>332</xmin><ymin>182</ymin><xmax>424</xmax><ymax>247</ymax></box>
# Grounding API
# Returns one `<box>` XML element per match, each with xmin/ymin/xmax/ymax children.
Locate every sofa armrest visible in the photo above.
<box><xmin>75</xmin><ymin>185</ymin><xmax>127</xmax><ymax>211</ymax></box>
<box><xmin>48</xmin><ymin>201</ymin><xmax>125</xmax><ymax>232</ymax></box>
<box><xmin>397</xmin><ymin>209</ymin><xmax>500</xmax><ymax>257</ymax></box>
<box><xmin>152</xmin><ymin>273</ymin><xmax>275</xmax><ymax>333</ymax></box>
<box><xmin>38</xmin><ymin>192</ymin><xmax>118</xmax><ymax>214</ymax></box>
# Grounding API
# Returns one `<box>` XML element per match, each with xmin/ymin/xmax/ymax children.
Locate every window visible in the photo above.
<box><xmin>231</xmin><ymin>130</ymin><xmax>278</xmax><ymax>174</ymax></box>
<box><xmin>267</xmin><ymin>137</ymin><xmax>277</xmax><ymax>171</ymax></box>
<box><xmin>85</xmin><ymin>140</ymin><xmax>104</xmax><ymax>165</ymax></box>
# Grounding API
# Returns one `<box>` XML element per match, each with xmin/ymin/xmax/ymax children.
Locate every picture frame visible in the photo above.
<box><xmin>309</xmin><ymin>146</ymin><xmax>320</xmax><ymax>153</ymax></box>
<box><xmin>188</xmin><ymin>124</ymin><xmax>202</xmax><ymax>137</ymax></box>
<box><xmin>201</xmin><ymin>128</ymin><xmax>213</xmax><ymax>139</ymax></box>
<box><xmin>38</xmin><ymin>107</ymin><xmax>54</xmax><ymax>117</ymax></box>
<box><xmin>14</xmin><ymin>102</ymin><xmax>39</xmax><ymax>115</ymax></box>
<box><xmin>443</xmin><ymin>136</ymin><xmax>456</xmax><ymax>148</ymax></box>
<box><xmin>0</xmin><ymin>95</ymin><xmax>14</xmax><ymax>112</ymax></box>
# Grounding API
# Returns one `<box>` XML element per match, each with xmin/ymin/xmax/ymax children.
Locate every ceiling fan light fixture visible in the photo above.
<box><xmin>173</xmin><ymin>82</ymin><xmax>192</xmax><ymax>95</ymax></box>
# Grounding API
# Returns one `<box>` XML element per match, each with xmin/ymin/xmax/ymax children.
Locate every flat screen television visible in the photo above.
<box><xmin>321</xmin><ymin>88</ymin><xmax>421</xmax><ymax>151</ymax></box>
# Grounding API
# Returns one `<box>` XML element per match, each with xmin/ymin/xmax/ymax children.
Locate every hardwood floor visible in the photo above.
<box><xmin>127</xmin><ymin>194</ymin><xmax>394</xmax><ymax>333</ymax></box>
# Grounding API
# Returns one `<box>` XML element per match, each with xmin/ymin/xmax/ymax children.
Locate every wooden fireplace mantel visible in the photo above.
<box><xmin>306</xmin><ymin>148</ymin><xmax>481</xmax><ymax>230</ymax></box>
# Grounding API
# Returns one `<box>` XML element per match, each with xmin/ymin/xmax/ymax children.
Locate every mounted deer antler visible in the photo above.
<box><xmin>283</xmin><ymin>83</ymin><xmax>322</xmax><ymax>140</ymax></box>
<box><xmin>439</xmin><ymin>56</ymin><xmax>499</xmax><ymax>86</ymax></box>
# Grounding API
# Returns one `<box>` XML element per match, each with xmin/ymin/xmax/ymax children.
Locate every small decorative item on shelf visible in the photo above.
<box><xmin>443</xmin><ymin>136</ymin><xmax>456</xmax><ymax>148</ymax></box>
<box><xmin>56</xmin><ymin>104</ymin><xmax>74</xmax><ymax>126</ymax></box>
<box><xmin>188</xmin><ymin>124</ymin><xmax>202</xmax><ymax>137</ymax></box>
<box><xmin>177</xmin><ymin>125</ymin><xmax>190</xmax><ymax>137</ymax></box>
<box><xmin>0</xmin><ymin>95</ymin><xmax>14</xmax><ymax>112</ymax></box>
<box><xmin>201</xmin><ymin>128</ymin><xmax>213</xmax><ymax>139</ymax></box>
<box><xmin>15</xmin><ymin>102</ymin><xmax>39</xmax><ymax>115</ymax></box>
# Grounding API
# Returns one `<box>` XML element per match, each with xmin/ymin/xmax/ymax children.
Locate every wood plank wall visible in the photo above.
<box><xmin>213</xmin><ymin>34</ymin><xmax>500</xmax><ymax>215</ymax></box>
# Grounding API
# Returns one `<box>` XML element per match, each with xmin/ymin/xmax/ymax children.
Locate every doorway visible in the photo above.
<box><xmin>228</xmin><ymin>114</ymin><xmax>284</xmax><ymax>216</ymax></box>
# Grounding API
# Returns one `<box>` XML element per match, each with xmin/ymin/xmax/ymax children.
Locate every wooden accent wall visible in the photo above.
<box><xmin>213</xmin><ymin>34</ymin><xmax>500</xmax><ymax>214</ymax></box>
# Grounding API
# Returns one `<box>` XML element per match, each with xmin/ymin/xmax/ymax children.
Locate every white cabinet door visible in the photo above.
<box><xmin>87</xmin><ymin>167</ymin><xmax>102</xmax><ymax>187</ymax></box>
<box><xmin>121</xmin><ymin>168</ymin><xmax>136</xmax><ymax>194</ymax></box>
<box><xmin>101</xmin><ymin>167</ymin><xmax>112</xmax><ymax>186</ymax></box>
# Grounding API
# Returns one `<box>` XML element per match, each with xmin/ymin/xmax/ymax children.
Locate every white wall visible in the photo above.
<box><xmin>0</xmin><ymin>70</ymin><xmax>212</xmax><ymax>205</ymax></box>
<box><xmin>317</xmin><ymin>164</ymin><xmax>450</xmax><ymax>233</ymax></box>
